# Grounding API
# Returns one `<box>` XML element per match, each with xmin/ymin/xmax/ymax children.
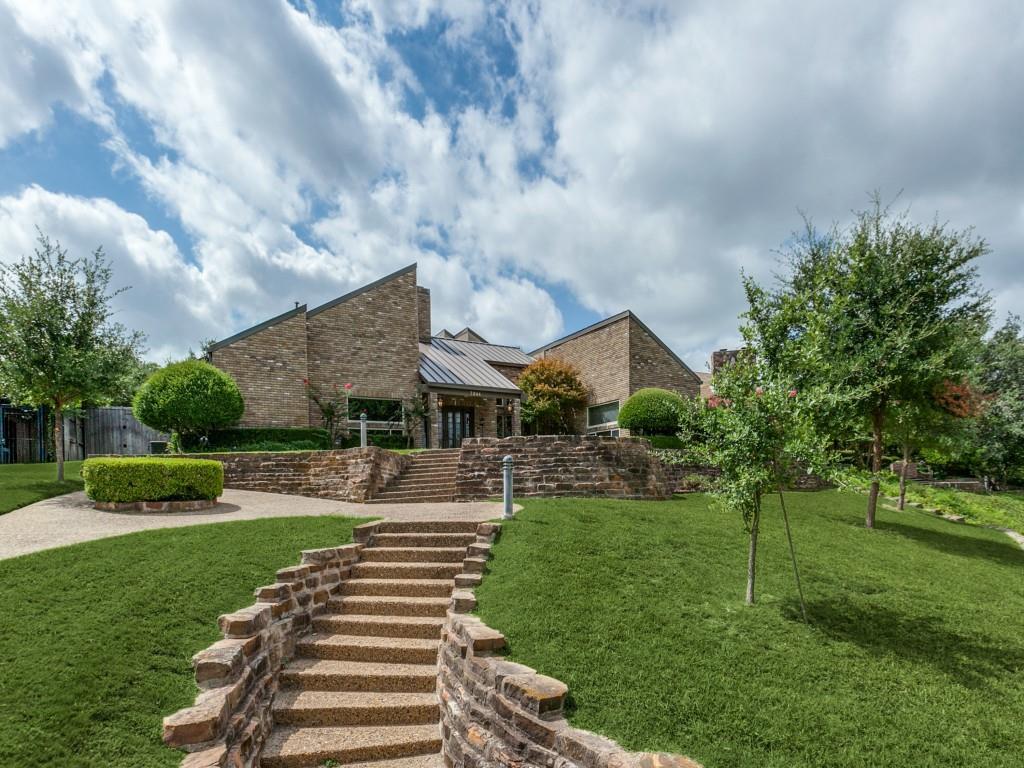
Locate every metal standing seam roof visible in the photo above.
<box><xmin>418</xmin><ymin>338</ymin><xmax>532</xmax><ymax>393</ymax></box>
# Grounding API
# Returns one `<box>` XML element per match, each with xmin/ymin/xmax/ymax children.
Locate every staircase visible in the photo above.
<box><xmin>260</xmin><ymin>520</ymin><xmax>484</xmax><ymax>768</ymax></box>
<box><xmin>368</xmin><ymin>449</ymin><xmax>461</xmax><ymax>504</ymax></box>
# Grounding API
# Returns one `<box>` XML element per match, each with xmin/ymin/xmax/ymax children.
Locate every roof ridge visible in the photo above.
<box><xmin>307</xmin><ymin>263</ymin><xmax>417</xmax><ymax>317</ymax></box>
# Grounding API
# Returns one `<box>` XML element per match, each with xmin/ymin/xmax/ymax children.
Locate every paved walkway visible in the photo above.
<box><xmin>0</xmin><ymin>490</ymin><xmax>509</xmax><ymax>560</ymax></box>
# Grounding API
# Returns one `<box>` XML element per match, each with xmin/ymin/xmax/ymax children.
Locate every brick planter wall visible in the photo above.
<box><xmin>162</xmin><ymin>542</ymin><xmax>365</xmax><ymax>767</ymax></box>
<box><xmin>439</xmin><ymin>608</ymin><xmax>703</xmax><ymax>768</ymax></box>
<box><xmin>454</xmin><ymin>436</ymin><xmax>672</xmax><ymax>501</ymax></box>
<box><xmin>176</xmin><ymin>447</ymin><xmax>408</xmax><ymax>502</ymax></box>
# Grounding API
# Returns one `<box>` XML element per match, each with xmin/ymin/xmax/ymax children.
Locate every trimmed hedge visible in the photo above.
<box><xmin>82</xmin><ymin>458</ymin><xmax>224</xmax><ymax>503</ymax></box>
<box><xmin>181</xmin><ymin>427</ymin><xmax>331</xmax><ymax>452</ymax></box>
<box><xmin>617</xmin><ymin>388</ymin><xmax>686</xmax><ymax>435</ymax></box>
<box><xmin>133</xmin><ymin>360</ymin><xmax>244</xmax><ymax>437</ymax></box>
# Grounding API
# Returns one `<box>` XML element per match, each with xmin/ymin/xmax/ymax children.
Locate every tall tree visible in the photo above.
<box><xmin>0</xmin><ymin>233</ymin><xmax>143</xmax><ymax>479</ymax></box>
<box><xmin>519</xmin><ymin>358</ymin><xmax>589</xmax><ymax>435</ymax></box>
<box><xmin>744</xmin><ymin>198</ymin><xmax>990</xmax><ymax>528</ymax></box>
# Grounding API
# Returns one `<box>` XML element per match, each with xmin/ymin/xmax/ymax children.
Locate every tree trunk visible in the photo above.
<box><xmin>866</xmin><ymin>406</ymin><xmax>884</xmax><ymax>529</ymax></box>
<box><xmin>53</xmin><ymin>404</ymin><xmax>64</xmax><ymax>482</ymax></box>
<box><xmin>745</xmin><ymin>498</ymin><xmax>761</xmax><ymax>605</ymax></box>
<box><xmin>778</xmin><ymin>485</ymin><xmax>808</xmax><ymax>623</ymax></box>
<box><xmin>898</xmin><ymin>441</ymin><xmax>910</xmax><ymax>510</ymax></box>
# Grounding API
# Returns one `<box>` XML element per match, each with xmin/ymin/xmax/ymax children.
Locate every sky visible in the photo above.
<box><xmin>0</xmin><ymin>0</ymin><xmax>1021</xmax><ymax>368</ymax></box>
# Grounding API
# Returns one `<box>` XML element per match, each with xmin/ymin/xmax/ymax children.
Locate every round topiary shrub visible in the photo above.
<box><xmin>617</xmin><ymin>388</ymin><xmax>686</xmax><ymax>435</ymax></box>
<box><xmin>133</xmin><ymin>360</ymin><xmax>244</xmax><ymax>441</ymax></box>
<box><xmin>82</xmin><ymin>457</ymin><xmax>224</xmax><ymax>502</ymax></box>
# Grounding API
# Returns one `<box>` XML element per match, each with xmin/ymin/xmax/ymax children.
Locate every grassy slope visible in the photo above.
<box><xmin>839</xmin><ymin>470</ymin><xmax>1024</xmax><ymax>534</ymax></box>
<box><xmin>0</xmin><ymin>515</ymin><xmax>371</xmax><ymax>768</ymax></box>
<box><xmin>0</xmin><ymin>460</ymin><xmax>84</xmax><ymax>514</ymax></box>
<box><xmin>476</xmin><ymin>491</ymin><xmax>1024</xmax><ymax>768</ymax></box>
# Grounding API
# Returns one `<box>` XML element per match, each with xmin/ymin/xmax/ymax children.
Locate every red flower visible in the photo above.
<box><xmin>755</xmin><ymin>386</ymin><xmax>764</xmax><ymax>396</ymax></box>
<box><xmin>344</xmin><ymin>382</ymin><xmax>353</xmax><ymax>390</ymax></box>
<box><xmin>302</xmin><ymin>378</ymin><xmax>309</xmax><ymax>385</ymax></box>
<box><xmin>788</xmin><ymin>389</ymin><xmax>797</xmax><ymax>398</ymax></box>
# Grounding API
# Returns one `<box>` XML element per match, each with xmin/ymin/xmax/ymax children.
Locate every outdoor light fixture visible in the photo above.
<box><xmin>437</xmin><ymin>396</ymin><xmax>445</xmax><ymax>408</ymax></box>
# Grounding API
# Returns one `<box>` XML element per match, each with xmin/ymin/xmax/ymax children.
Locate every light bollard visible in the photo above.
<box><xmin>360</xmin><ymin>412</ymin><xmax>368</xmax><ymax>448</ymax></box>
<box><xmin>502</xmin><ymin>454</ymin><xmax>514</xmax><ymax>519</ymax></box>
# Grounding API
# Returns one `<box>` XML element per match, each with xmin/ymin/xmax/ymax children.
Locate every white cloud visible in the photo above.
<box><xmin>0</xmin><ymin>0</ymin><xmax>1021</xmax><ymax>369</ymax></box>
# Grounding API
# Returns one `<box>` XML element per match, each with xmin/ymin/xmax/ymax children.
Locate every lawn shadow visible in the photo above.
<box><xmin>878</xmin><ymin>518</ymin><xmax>1024</xmax><ymax>567</ymax></box>
<box><xmin>787</xmin><ymin>598</ymin><xmax>1024</xmax><ymax>689</ymax></box>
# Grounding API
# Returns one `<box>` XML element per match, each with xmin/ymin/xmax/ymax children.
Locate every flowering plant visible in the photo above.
<box><xmin>304</xmin><ymin>379</ymin><xmax>353</xmax><ymax>445</ymax></box>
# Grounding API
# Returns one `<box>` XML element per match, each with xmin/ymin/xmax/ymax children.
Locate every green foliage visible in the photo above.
<box><xmin>617</xmin><ymin>388</ymin><xmax>685</xmax><ymax>435</ymax></box>
<box><xmin>743</xmin><ymin>197</ymin><xmax>991</xmax><ymax>525</ymax></box>
<box><xmin>646</xmin><ymin>434</ymin><xmax>686</xmax><ymax>449</ymax></box>
<box><xmin>519</xmin><ymin>358</ymin><xmax>589</xmax><ymax>434</ymax></box>
<box><xmin>81</xmin><ymin>457</ymin><xmax>223</xmax><ymax>502</ymax></box>
<box><xmin>133</xmin><ymin>360</ymin><xmax>244</xmax><ymax>439</ymax></box>
<box><xmin>0</xmin><ymin>515</ymin><xmax>370</xmax><ymax>767</ymax></box>
<box><xmin>181</xmin><ymin>427</ymin><xmax>330</xmax><ymax>452</ymax></box>
<box><xmin>476</xmin><ymin>493</ymin><xmax>1024</xmax><ymax>768</ymax></box>
<box><xmin>0</xmin><ymin>233</ymin><xmax>145</xmax><ymax>479</ymax></box>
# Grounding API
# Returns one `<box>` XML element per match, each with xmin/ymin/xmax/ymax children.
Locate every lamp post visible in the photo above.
<box><xmin>502</xmin><ymin>454</ymin><xmax>514</xmax><ymax>519</ymax></box>
<box><xmin>360</xmin><ymin>412</ymin><xmax>368</xmax><ymax>448</ymax></box>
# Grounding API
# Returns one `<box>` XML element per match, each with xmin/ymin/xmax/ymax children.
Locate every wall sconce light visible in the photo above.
<box><xmin>437</xmin><ymin>396</ymin><xmax>445</xmax><ymax>408</ymax></box>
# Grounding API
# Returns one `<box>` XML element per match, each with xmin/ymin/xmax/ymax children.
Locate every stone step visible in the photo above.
<box><xmin>351</xmin><ymin>561</ymin><xmax>464</xmax><ymax>579</ymax></box>
<box><xmin>330</xmin><ymin>595</ymin><xmax>451</xmax><ymax>617</ymax></box>
<box><xmin>260</xmin><ymin>723</ymin><xmax>441</xmax><ymax>768</ymax></box>
<box><xmin>359</xmin><ymin>547</ymin><xmax>466</xmax><ymax>563</ymax></box>
<box><xmin>297</xmin><ymin>634</ymin><xmax>440</xmax><ymax>664</ymax></box>
<box><xmin>271</xmin><ymin>690</ymin><xmax>439</xmax><ymax>727</ymax></box>
<box><xmin>340</xmin><ymin>578</ymin><xmax>454</xmax><ymax>598</ymax></box>
<box><xmin>281</xmin><ymin>658</ymin><xmax>437</xmax><ymax>692</ymax></box>
<box><xmin>375</xmin><ymin>521</ymin><xmax>479</xmax><ymax>534</ymax></box>
<box><xmin>384</xmin><ymin>481</ymin><xmax>456</xmax><ymax>492</ymax></box>
<box><xmin>313</xmin><ymin>614</ymin><xmax>445</xmax><ymax>639</ymax></box>
<box><xmin>343</xmin><ymin>754</ymin><xmax>445</xmax><ymax>768</ymax></box>
<box><xmin>367</xmin><ymin>493</ymin><xmax>454</xmax><ymax>504</ymax></box>
<box><xmin>399</xmin><ymin>469</ymin><xmax>457</xmax><ymax>479</ymax></box>
<box><xmin>372</xmin><ymin>532</ymin><xmax>475</xmax><ymax>548</ymax></box>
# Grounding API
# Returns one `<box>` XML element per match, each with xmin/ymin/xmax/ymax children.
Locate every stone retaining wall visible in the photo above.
<box><xmin>439</xmin><ymin>603</ymin><xmax>702</xmax><ymax>768</ymax></box>
<box><xmin>162</xmin><ymin>541</ymin><xmax>366</xmax><ymax>767</ymax></box>
<box><xmin>175</xmin><ymin>447</ymin><xmax>407</xmax><ymax>502</ymax></box>
<box><xmin>454</xmin><ymin>436</ymin><xmax>672</xmax><ymax>501</ymax></box>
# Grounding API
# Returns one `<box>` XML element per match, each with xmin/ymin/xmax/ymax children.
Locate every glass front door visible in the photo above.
<box><xmin>441</xmin><ymin>407</ymin><xmax>474</xmax><ymax>449</ymax></box>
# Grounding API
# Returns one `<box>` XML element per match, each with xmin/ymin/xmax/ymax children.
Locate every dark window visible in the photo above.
<box><xmin>348</xmin><ymin>397</ymin><xmax>403</xmax><ymax>423</ymax></box>
<box><xmin>496</xmin><ymin>398</ymin><xmax>515</xmax><ymax>438</ymax></box>
<box><xmin>587</xmin><ymin>400</ymin><xmax>619</xmax><ymax>428</ymax></box>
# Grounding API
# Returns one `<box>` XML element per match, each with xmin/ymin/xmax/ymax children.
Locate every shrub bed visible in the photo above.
<box><xmin>82</xmin><ymin>457</ymin><xmax>223</xmax><ymax>502</ymax></box>
<box><xmin>180</xmin><ymin>427</ymin><xmax>331</xmax><ymax>453</ymax></box>
<box><xmin>618</xmin><ymin>388</ymin><xmax>686</xmax><ymax>435</ymax></box>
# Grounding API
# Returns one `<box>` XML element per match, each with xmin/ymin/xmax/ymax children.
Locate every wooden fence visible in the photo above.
<box><xmin>82</xmin><ymin>407</ymin><xmax>168</xmax><ymax>456</ymax></box>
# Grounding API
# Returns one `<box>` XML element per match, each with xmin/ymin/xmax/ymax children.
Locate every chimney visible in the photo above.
<box><xmin>417</xmin><ymin>286</ymin><xmax>432</xmax><ymax>343</ymax></box>
<box><xmin>711</xmin><ymin>348</ymin><xmax>741</xmax><ymax>373</ymax></box>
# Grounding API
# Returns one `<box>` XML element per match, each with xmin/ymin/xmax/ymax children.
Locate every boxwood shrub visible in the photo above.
<box><xmin>181</xmin><ymin>427</ymin><xmax>331</xmax><ymax>452</ymax></box>
<box><xmin>617</xmin><ymin>388</ymin><xmax>686</xmax><ymax>435</ymax></box>
<box><xmin>82</xmin><ymin>458</ymin><xmax>224</xmax><ymax>502</ymax></box>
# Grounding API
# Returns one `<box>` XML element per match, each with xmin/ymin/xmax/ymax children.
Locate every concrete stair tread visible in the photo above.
<box><xmin>261</xmin><ymin>723</ymin><xmax>441</xmax><ymax>768</ymax></box>
<box><xmin>314</xmin><ymin>614</ymin><xmax>445</xmax><ymax>638</ymax></box>
<box><xmin>271</xmin><ymin>690</ymin><xmax>439</xmax><ymax>727</ymax></box>
<box><xmin>375</xmin><ymin>521</ymin><xmax>478</xmax><ymax>533</ymax></box>
<box><xmin>331</xmin><ymin>595</ymin><xmax>451</xmax><ymax>616</ymax></box>
<box><xmin>343</xmin><ymin>577</ymin><xmax>454</xmax><ymax>590</ymax></box>
<box><xmin>300</xmin><ymin>633</ymin><xmax>441</xmax><ymax>651</ymax></box>
<box><xmin>373</xmin><ymin>533</ymin><xmax>473</xmax><ymax>543</ymax></box>
<box><xmin>274</xmin><ymin>690</ymin><xmax>438</xmax><ymax>710</ymax></box>
<box><xmin>359</xmin><ymin>547</ymin><xmax>466</xmax><ymax>561</ymax></box>
<box><xmin>342</xmin><ymin>753</ymin><xmax>445</xmax><ymax>768</ymax></box>
<box><xmin>281</xmin><ymin>658</ymin><xmax>437</xmax><ymax>692</ymax></box>
<box><xmin>351</xmin><ymin>562</ymin><xmax>463</xmax><ymax>579</ymax></box>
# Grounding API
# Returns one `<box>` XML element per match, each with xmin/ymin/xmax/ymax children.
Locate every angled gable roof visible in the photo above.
<box><xmin>419</xmin><ymin>338</ymin><xmax>527</xmax><ymax>394</ymax></box>
<box><xmin>307</xmin><ymin>263</ymin><xmax>417</xmax><ymax>317</ymax></box>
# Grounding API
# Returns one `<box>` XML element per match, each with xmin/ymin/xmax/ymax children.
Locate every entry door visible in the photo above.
<box><xmin>441</xmin><ymin>407</ymin><xmax>474</xmax><ymax>449</ymax></box>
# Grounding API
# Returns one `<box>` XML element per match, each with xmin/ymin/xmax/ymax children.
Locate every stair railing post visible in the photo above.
<box><xmin>360</xmin><ymin>412</ymin><xmax>368</xmax><ymax>448</ymax></box>
<box><xmin>502</xmin><ymin>454</ymin><xmax>514</xmax><ymax>520</ymax></box>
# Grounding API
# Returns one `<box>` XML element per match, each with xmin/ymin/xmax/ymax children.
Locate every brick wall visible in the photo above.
<box><xmin>306</xmin><ymin>269</ymin><xmax>423</xmax><ymax>428</ymax></box>
<box><xmin>453</xmin><ymin>435</ymin><xmax>672</xmax><ymax>500</ymax></box>
<box><xmin>417</xmin><ymin>286</ymin><xmax>432</xmax><ymax>343</ymax></box>
<box><xmin>537</xmin><ymin>316</ymin><xmax>630</xmax><ymax>410</ymax></box>
<box><xmin>628</xmin><ymin>316</ymin><xmax>700</xmax><ymax>398</ymax></box>
<box><xmin>175</xmin><ymin>448</ymin><xmax>407</xmax><ymax>502</ymax></box>
<box><xmin>210</xmin><ymin>309</ymin><xmax>310</xmax><ymax>428</ymax></box>
<box><xmin>488</xmin><ymin>363</ymin><xmax>527</xmax><ymax>385</ymax></box>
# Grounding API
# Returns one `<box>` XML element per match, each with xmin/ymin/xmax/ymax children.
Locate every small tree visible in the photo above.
<box><xmin>618</xmin><ymin>388</ymin><xmax>685</xmax><ymax>435</ymax></box>
<box><xmin>744</xmin><ymin>198</ymin><xmax>990</xmax><ymax>528</ymax></box>
<box><xmin>133</xmin><ymin>360</ymin><xmax>244</xmax><ymax>448</ymax></box>
<box><xmin>304</xmin><ymin>380</ymin><xmax>352</xmax><ymax>446</ymax></box>
<box><xmin>687</xmin><ymin>355</ymin><xmax>820</xmax><ymax>616</ymax></box>
<box><xmin>0</xmin><ymin>233</ymin><xmax>143</xmax><ymax>480</ymax></box>
<box><xmin>519</xmin><ymin>358</ymin><xmax>589</xmax><ymax>434</ymax></box>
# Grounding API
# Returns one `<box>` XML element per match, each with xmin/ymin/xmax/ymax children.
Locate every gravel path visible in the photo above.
<box><xmin>0</xmin><ymin>490</ymin><xmax>509</xmax><ymax>560</ymax></box>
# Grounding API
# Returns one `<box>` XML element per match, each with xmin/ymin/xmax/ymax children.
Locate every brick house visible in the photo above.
<box><xmin>207</xmin><ymin>264</ymin><xmax>700</xmax><ymax>447</ymax></box>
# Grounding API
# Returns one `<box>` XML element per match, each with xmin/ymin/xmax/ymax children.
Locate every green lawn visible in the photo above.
<box><xmin>476</xmin><ymin>491</ymin><xmax>1024</xmax><ymax>768</ymax></box>
<box><xmin>0</xmin><ymin>460</ymin><xmax>84</xmax><ymax>514</ymax></box>
<box><xmin>0</xmin><ymin>515</ymin><xmax>371</xmax><ymax>768</ymax></box>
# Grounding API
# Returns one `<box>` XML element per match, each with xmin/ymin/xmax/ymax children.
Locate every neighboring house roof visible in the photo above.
<box><xmin>418</xmin><ymin>338</ymin><xmax>529</xmax><ymax>394</ymax></box>
<box><xmin>696</xmin><ymin>371</ymin><xmax>713</xmax><ymax>399</ymax></box>
<box><xmin>452</xmin><ymin>327</ymin><xmax>488</xmax><ymax>343</ymax></box>
<box><xmin>529</xmin><ymin>310</ymin><xmax>703</xmax><ymax>385</ymax></box>
<box><xmin>207</xmin><ymin>303</ymin><xmax>307</xmax><ymax>353</ymax></box>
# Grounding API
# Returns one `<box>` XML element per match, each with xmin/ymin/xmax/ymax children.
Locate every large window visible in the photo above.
<box><xmin>348</xmin><ymin>397</ymin><xmax>403</xmax><ymax>423</ymax></box>
<box><xmin>587</xmin><ymin>400</ymin><xmax>619</xmax><ymax>428</ymax></box>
